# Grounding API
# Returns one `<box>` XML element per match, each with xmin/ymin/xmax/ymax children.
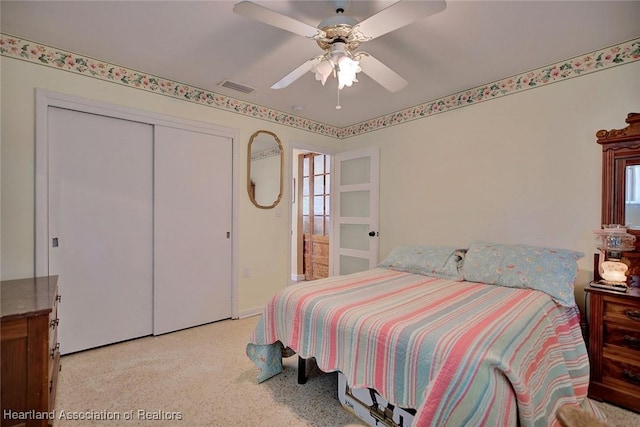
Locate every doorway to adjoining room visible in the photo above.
<box><xmin>291</xmin><ymin>150</ymin><xmax>331</xmax><ymax>282</ymax></box>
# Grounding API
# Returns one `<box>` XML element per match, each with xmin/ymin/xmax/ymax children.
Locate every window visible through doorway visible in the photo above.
<box><xmin>302</xmin><ymin>153</ymin><xmax>330</xmax><ymax>280</ymax></box>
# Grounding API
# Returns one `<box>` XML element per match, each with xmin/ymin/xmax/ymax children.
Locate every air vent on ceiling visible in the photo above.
<box><xmin>219</xmin><ymin>79</ymin><xmax>256</xmax><ymax>94</ymax></box>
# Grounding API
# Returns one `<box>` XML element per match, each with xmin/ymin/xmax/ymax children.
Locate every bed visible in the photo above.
<box><xmin>246</xmin><ymin>242</ymin><xmax>606</xmax><ymax>426</ymax></box>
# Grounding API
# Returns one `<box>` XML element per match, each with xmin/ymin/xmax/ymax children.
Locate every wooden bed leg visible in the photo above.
<box><xmin>298</xmin><ymin>356</ymin><xmax>307</xmax><ymax>384</ymax></box>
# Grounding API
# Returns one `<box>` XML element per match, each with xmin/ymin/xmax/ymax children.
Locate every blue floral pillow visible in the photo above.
<box><xmin>246</xmin><ymin>341</ymin><xmax>284</xmax><ymax>383</ymax></box>
<box><xmin>378</xmin><ymin>245</ymin><xmax>464</xmax><ymax>281</ymax></box>
<box><xmin>462</xmin><ymin>241</ymin><xmax>584</xmax><ymax>307</ymax></box>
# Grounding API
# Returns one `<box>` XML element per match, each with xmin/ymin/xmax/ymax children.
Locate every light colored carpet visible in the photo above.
<box><xmin>53</xmin><ymin>316</ymin><xmax>640</xmax><ymax>427</ymax></box>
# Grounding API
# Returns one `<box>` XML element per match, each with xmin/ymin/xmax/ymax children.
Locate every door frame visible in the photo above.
<box><xmin>289</xmin><ymin>142</ymin><xmax>336</xmax><ymax>282</ymax></box>
<box><xmin>34</xmin><ymin>89</ymin><xmax>241</xmax><ymax>317</ymax></box>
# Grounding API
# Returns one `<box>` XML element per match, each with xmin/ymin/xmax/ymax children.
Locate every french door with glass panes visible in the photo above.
<box><xmin>301</xmin><ymin>153</ymin><xmax>331</xmax><ymax>280</ymax></box>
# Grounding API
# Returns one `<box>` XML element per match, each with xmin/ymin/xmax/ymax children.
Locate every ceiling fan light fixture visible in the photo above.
<box><xmin>310</xmin><ymin>41</ymin><xmax>361</xmax><ymax>90</ymax></box>
<box><xmin>312</xmin><ymin>58</ymin><xmax>334</xmax><ymax>86</ymax></box>
<box><xmin>336</xmin><ymin>55</ymin><xmax>360</xmax><ymax>89</ymax></box>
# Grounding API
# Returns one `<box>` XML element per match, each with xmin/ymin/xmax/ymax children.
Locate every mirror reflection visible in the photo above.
<box><xmin>626</xmin><ymin>165</ymin><xmax>640</xmax><ymax>228</ymax></box>
<box><xmin>248</xmin><ymin>130</ymin><xmax>283</xmax><ymax>209</ymax></box>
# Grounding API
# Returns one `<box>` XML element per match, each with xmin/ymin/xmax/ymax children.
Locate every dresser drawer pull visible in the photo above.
<box><xmin>625</xmin><ymin>309</ymin><xmax>640</xmax><ymax>321</ymax></box>
<box><xmin>623</xmin><ymin>335</ymin><xmax>640</xmax><ymax>348</ymax></box>
<box><xmin>623</xmin><ymin>369</ymin><xmax>640</xmax><ymax>385</ymax></box>
<box><xmin>50</xmin><ymin>318</ymin><xmax>59</xmax><ymax>328</ymax></box>
<box><xmin>50</xmin><ymin>343</ymin><xmax>60</xmax><ymax>359</ymax></box>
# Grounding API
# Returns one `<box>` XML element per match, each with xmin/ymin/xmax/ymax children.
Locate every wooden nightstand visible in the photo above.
<box><xmin>586</xmin><ymin>285</ymin><xmax>640</xmax><ymax>412</ymax></box>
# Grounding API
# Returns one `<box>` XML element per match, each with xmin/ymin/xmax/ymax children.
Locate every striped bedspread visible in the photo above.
<box><xmin>246</xmin><ymin>268</ymin><xmax>604</xmax><ymax>426</ymax></box>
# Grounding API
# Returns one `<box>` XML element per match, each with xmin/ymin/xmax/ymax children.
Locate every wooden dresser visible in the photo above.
<box><xmin>586</xmin><ymin>285</ymin><xmax>640</xmax><ymax>412</ymax></box>
<box><xmin>1</xmin><ymin>276</ymin><xmax>60</xmax><ymax>427</ymax></box>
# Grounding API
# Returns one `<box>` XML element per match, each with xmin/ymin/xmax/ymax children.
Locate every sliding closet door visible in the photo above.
<box><xmin>153</xmin><ymin>126</ymin><xmax>233</xmax><ymax>335</ymax></box>
<box><xmin>48</xmin><ymin>107</ymin><xmax>153</xmax><ymax>354</ymax></box>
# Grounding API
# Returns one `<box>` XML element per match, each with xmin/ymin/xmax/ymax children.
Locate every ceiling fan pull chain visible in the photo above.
<box><xmin>336</xmin><ymin>83</ymin><xmax>342</xmax><ymax>110</ymax></box>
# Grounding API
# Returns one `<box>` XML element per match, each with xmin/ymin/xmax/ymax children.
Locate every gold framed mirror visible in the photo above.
<box><xmin>247</xmin><ymin>130</ymin><xmax>283</xmax><ymax>209</ymax></box>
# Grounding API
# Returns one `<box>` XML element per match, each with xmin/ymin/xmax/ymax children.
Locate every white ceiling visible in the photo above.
<box><xmin>2</xmin><ymin>1</ymin><xmax>639</xmax><ymax>128</ymax></box>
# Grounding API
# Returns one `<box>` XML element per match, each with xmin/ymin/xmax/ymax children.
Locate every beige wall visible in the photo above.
<box><xmin>338</xmin><ymin>61</ymin><xmax>640</xmax><ymax>310</ymax></box>
<box><xmin>0</xmin><ymin>57</ymin><xmax>337</xmax><ymax>315</ymax></box>
<box><xmin>2</xmin><ymin>52</ymin><xmax>639</xmax><ymax>315</ymax></box>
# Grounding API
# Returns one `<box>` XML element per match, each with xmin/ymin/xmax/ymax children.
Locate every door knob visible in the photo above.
<box><xmin>369</xmin><ymin>231</ymin><xmax>378</xmax><ymax>237</ymax></box>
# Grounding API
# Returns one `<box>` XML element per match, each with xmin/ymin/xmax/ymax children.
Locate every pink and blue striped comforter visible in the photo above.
<box><xmin>247</xmin><ymin>268</ymin><xmax>604</xmax><ymax>426</ymax></box>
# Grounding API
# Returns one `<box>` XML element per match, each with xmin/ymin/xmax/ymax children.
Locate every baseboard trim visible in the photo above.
<box><xmin>238</xmin><ymin>306</ymin><xmax>263</xmax><ymax>319</ymax></box>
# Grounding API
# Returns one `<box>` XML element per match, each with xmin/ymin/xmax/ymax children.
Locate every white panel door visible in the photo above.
<box><xmin>153</xmin><ymin>126</ymin><xmax>233</xmax><ymax>335</ymax></box>
<box><xmin>48</xmin><ymin>107</ymin><xmax>153</xmax><ymax>354</ymax></box>
<box><xmin>332</xmin><ymin>146</ymin><xmax>380</xmax><ymax>276</ymax></box>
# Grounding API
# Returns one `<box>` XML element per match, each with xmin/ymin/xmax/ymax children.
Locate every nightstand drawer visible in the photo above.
<box><xmin>604</xmin><ymin>299</ymin><xmax>640</xmax><ymax>323</ymax></box>
<box><xmin>602</xmin><ymin>354</ymin><xmax>640</xmax><ymax>389</ymax></box>
<box><xmin>586</xmin><ymin>287</ymin><xmax>640</xmax><ymax>411</ymax></box>
<box><xmin>604</xmin><ymin>322</ymin><xmax>640</xmax><ymax>353</ymax></box>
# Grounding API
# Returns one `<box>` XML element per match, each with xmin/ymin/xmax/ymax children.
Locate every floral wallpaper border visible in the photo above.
<box><xmin>251</xmin><ymin>146</ymin><xmax>282</xmax><ymax>161</ymax></box>
<box><xmin>1</xmin><ymin>33</ymin><xmax>639</xmax><ymax>139</ymax></box>
<box><xmin>341</xmin><ymin>38</ymin><xmax>640</xmax><ymax>138</ymax></box>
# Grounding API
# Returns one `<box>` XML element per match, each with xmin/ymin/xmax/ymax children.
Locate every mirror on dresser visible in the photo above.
<box><xmin>247</xmin><ymin>130</ymin><xmax>283</xmax><ymax>209</ymax></box>
<box><xmin>598</xmin><ymin>113</ymin><xmax>640</xmax><ymax>282</ymax></box>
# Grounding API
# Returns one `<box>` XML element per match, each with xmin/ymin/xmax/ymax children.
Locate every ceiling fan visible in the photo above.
<box><xmin>233</xmin><ymin>0</ymin><xmax>446</xmax><ymax>93</ymax></box>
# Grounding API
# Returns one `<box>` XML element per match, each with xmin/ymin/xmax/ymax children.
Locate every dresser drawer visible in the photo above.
<box><xmin>604</xmin><ymin>321</ymin><xmax>640</xmax><ymax>354</ymax></box>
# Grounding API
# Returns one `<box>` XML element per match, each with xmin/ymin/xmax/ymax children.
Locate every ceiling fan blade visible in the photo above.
<box><xmin>358</xmin><ymin>53</ymin><xmax>408</xmax><ymax>93</ymax></box>
<box><xmin>356</xmin><ymin>0</ymin><xmax>447</xmax><ymax>40</ymax></box>
<box><xmin>233</xmin><ymin>1</ymin><xmax>325</xmax><ymax>39</ymax></box>
<box><xmin>271</xmin><ymin>57</ymin><xmax>323</xmax><ymax>89</ymax></box>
